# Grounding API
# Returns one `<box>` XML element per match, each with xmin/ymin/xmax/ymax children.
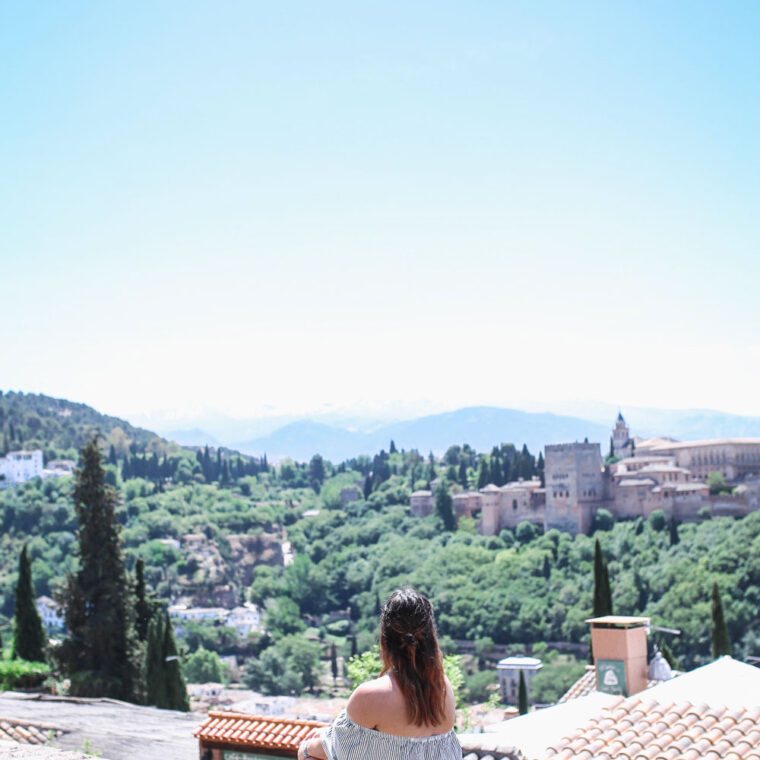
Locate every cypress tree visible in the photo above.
<box><xmin>458</xmin><ymin>461</ymin><xmax>468</xmax><ymax>489</ymax></box>
<box><xmin>435</xmin><ymin>481</ymin><xmax>456</xmax><ymax>531</ymax></box>
<box><xmin>711</xmin><ymin>582</ymin><xmax>732</xmax><ymax>659</ymax></box>
<box><xmin>668</xmin><ymin>517</ymin><xmax>680</xmax><ymax>546</ymax></box>
<box><xmin>518</xmin><ymin>670</ymin><xmax>528</xmax><ymax>714</ymax></box>
<box><xmin>593</xmin><ymin>539</ymin><xmax>613</xmax><ymax>618</ymax></box>
<box><xmin>57</xmin><ymin>438</ymin><xmax>141</xmax><ymax>700</ymax></box>
<box><xmin>331</xmin><ymin>643</ymin><xmax>338</xmax><ymax>681</ymax></box>
<box><xmin>13</xmin><ymin>544</ymin><xmax>46</xmax><ymax>662</ymax></box>
<box><xmin>162</xmin><ymin>611</ymin><xmax>189</xmax><ymax>711</ymax></box>
<box><xmin>502</xmin><ymin>456</ymin><xmax>512</xmax><ymax>484</ymax></box>
<box><xmin>134</xmin><ymin>559</ymin><xmax>153</xmax><ymax>642</ymax></box>
<box><xmin>145</xmin><ymin>614</ymin><xmax>167</xmax><ymax>707</ymax></box>
<box><xmin>477</xmin><ymin>459</ymin><xmax>490</xmax><ymax>489</ymax></box>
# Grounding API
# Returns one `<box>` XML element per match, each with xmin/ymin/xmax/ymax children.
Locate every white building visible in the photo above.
<box><xmin>497</xmin><ymin>655</ymin><xmax>543</xmax><ymax>704</ymax></box>
<box><xmin>168</xmin><ymin>604</ymin><xmax>229</xmax><ymax>622</ymax></box>
<box><xmin>36</xmin><ymin>595</ymin><xmax>65</xmax><ymax>631</ymax></box>
<box><xmin>0</xmin><ymin>450</ymin><xmax>44</xmax><ymax>483</ymax></box>
<box><xmin>226</xmin><ymin>603</ymin><xmax>262</xmax><ymax>638</ymax></box>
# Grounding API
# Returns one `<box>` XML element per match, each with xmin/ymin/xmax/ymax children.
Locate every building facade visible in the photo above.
<box><xmin>0</xmin><ymin>450</ymin><xmax>43</xmax><ymax>483</ymax></box>
<box><xmin>544</xmin><ymin>443</ymin><xmax>606</xmax><ymax>535</ymax></box>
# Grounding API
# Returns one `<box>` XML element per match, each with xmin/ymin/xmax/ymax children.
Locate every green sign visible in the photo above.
<box><xmin>596</xmin><ymin>659</ymin><xmax>627</xmax><ymax>696</ymax></box>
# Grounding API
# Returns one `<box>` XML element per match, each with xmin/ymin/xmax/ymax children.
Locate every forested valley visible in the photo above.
<box><xmin>2</xmin><ymin>391</ymin><xmax>759</xmax><ymax>704</ymax></box>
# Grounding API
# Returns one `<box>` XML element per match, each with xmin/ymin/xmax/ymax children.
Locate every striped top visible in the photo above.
<box><xmin>321</xmin><ymin>710</ymin><xmax>462</xmax><ymax>760</ymax></box>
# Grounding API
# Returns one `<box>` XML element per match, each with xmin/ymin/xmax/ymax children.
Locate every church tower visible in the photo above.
<box><xmin>612</xmin><ymin>412</ymin><xmax>632</xmax><ymax>459</ymax></box>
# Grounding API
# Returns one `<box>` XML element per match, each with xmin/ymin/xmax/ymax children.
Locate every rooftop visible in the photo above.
<box><xmin>194</xmin><ymin>712</ymin><xmax>327</xmax><ymax>753</ymax></box>
<box><xmin>544</xmin><ymin>695</ymin><xmax>760</xmax><ymax>760</ymax></box>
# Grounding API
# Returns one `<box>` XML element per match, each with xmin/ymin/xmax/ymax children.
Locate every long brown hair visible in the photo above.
<box><xmin>379</xmin><ymin>588</ymin><xmax>447</xmax><ymax>727</ymax></box>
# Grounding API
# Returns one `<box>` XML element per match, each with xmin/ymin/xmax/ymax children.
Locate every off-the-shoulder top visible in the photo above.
<box><xmin>321</xmin><ymin>710</ymin><xmax>462</xmax><ymax>760</ymax></box>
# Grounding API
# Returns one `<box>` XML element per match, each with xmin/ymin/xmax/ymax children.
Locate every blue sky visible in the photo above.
<box><xmin>2</xmin><ymin>2</ymin><xmax>759</xmax><ymax>422</ymax></box>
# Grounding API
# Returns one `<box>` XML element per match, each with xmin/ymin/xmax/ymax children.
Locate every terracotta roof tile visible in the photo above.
<box><xmin>195</xmin><ymin>712</ymin><xmax>327</xmax><ymax>753</ymax></box>
<box><xmin>544</xmin><ymin>696</ymin><xmax>760</xmax><ymax>760</ymax></box>
<box><xmin>0</xmin><ymin>717</ymin><xmax>64</xmax><ymax>745</ymax></box>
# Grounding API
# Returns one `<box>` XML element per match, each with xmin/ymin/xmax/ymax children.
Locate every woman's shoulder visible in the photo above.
<box><xmin>346</xmin><ymin>674</ymin><xmax>395</xmax><ymax>727</ymax></box>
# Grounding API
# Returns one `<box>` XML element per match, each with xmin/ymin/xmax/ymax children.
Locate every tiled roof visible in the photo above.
<box><xmin>0</xmin><ymin>717</ymin><xmax>64</xmax><ymax>745</ymax></box>
<box><xmin>460</xmin><ymin>734</ymin><xmax>526</xmax><ymax>760</ymax></box>
<box><xmin>558</xmin><ymin>666</ymin><xmax>676</xmax><ymax>704</ymax></box>
<box><xmin>544</xmin><ymin>696</ymin><xmax>760</xmax><ymax>760</ymax></box>
<box><xmin>194</xmin><ymin>712</ymin><xmax>327</xmax><ymax>753</ymax></box>
<box><xmin>558</xmin><ymin>666</ymin><xmax>597</xmax><ymax>703</ymax></box>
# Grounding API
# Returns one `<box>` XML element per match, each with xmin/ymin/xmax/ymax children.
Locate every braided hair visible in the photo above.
<box><xmin>379</xmin><ymin>588</ymin><xmax>446</xmax><ymax>726</ymax></box>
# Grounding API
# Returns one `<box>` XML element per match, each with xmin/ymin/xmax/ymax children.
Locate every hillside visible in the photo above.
<box><xmin>0</xmin><ymin>391</ymin><xmax>168</xmax><ymax>459</ymax></box>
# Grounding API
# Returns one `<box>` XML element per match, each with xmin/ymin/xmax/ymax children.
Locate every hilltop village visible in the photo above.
<box><xmin>411</xmin><ymin>413</ymin><xmax>760</xmax><ymax>535</ymax></box>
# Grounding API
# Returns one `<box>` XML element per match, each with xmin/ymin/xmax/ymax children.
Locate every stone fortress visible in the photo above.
<box><xmin>410</xmin><ymin>413</ymin><xmax>760</xmax><ymax>535</ymax></box>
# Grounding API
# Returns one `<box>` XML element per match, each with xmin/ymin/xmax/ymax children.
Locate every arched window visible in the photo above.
<box><xmin>512</xmin><ymin>499</ymin><xmax>518</xmax><ymax>511</ymax></box>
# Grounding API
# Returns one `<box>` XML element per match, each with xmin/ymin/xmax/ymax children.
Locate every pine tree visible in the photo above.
<box><xmin>57</xmin><ymin>438</ymin><xmax>141</xmax><ymax>701</ymax></box>
<box><xmin>711</xmin><ymin>582</ymin><xmax>732</xmax><ymax>659</ymax></box>
<box><xmin>162</xmin><ymin>611</ymin><xmax>189</xmax><ymax>711</ymax></box>
<box><xmin>389</xmin><ymin>440</ymin><xmax>397</xmax><ymax>454</ymax></box>
<box><xmin>13</xmin><ymin>544</ymin><xmax>46</xmax><ymax>662</ymax></box>
<box><xmin>518</xmin><ymin>670</ymin><xmax>528</xmax><ymax>714</ymax></box>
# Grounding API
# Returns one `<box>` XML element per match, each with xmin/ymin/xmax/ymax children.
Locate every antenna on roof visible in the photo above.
<box><xmin>649</xmin><ymin>624</ymin><xmax>681</xmax><ymax>636</ymax></box>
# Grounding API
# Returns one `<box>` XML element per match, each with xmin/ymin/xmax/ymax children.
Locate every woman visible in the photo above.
<box><xmin>298</xmin><ymin>588</ymin><xmax>461</xmax><ymax>760</ymax></box>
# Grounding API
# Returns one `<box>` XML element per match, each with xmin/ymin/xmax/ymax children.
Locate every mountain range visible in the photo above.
<box><xmin>8</xmin><ymin>391</ymin><xmax>760</xmax><ymax>464</ymax></box>
<box><xmin>221</xmin><ymin>405</ymin><xmax>760</xmax><ymax>462</ymax></box>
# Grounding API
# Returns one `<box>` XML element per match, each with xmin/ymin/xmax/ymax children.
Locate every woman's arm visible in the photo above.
<box><xmin>297</xmin><ymin>728</ymin><xmax>328</xmax><ymax>760</ymax></box>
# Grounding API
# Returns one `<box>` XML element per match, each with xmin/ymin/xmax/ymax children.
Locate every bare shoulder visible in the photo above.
<box><xmin>346</xmin><ymin>675</ymin><xmax>394</xmax><ymax>728</ymax></box>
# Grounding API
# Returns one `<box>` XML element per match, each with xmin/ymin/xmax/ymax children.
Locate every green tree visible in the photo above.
<box><xmin>144</xmin><ymin>611</ymin><xmax>189</xmax><ymax>710</ymax></box>
<box><xmin>518</xmin><ymin>670</ymin><xmax>528</xmax><ymax>714</ymax></box>
<box><xmin>13</xmin><ymin>544</ymin><xmax>46</xmax><ymax>662</ymax></box>
<box><xmin>265</xmin><ymin>597</ymin><xmax>305</xmax><ymax>638</ymax></box>
<box><xmin>308</xmin><ymin>454</ymin><xmax>326</xmax><ymax>489</ymax></box>
<box><xmin>707</xmin><ymin>472</ymin><xmax>730</xmax><ymax>495</ymax></box>
<box><xmin>593</xmin><ymin>539</ymin><xmax>613</xmax><ymax>619</ymax></box>
<box><xmin>183</xmin><ymin>647</ymin><xmax>224</xmax><ymax>684</ymax></box>
<box><xmin>133</xmin><ymin>559</ymin><xmax>154</xmax><ymax>642</ymax></box>
<box><xmin>145</xmin><ymin>614</ymin><xmax>168</xmax><ymax>708</ymax></box>
<box><xmin>57</xmin><ymin>438</ymin><xmax>141</xmax><ymax>701</ymax></box>
<box><xmin>477</xmin><ymin>459</ymin><xmax>490</xmax><ymax>489</ymax></box>
<box><xmin>668</xmin><ymin>517</ymin><xmax>680</xmax><ymax>546</ymax></box>
<box><xmin>435</xmin><ymin>480</ymin><xmax>456</xmax><ymax>531</ymax></box>
<box><xmin>710</xmin><ymin>582</ymin><xmax>731</xmax><ymax>659</ymax></box>
<box><xmin>331</xmin><ymin>642</ymin><xmax>338</xmax><ymax>682</ymax></box>
<box><xmin>162</xmin><ymin>611</ymin><xmax>190</xmax><ymax>711</ymax></box>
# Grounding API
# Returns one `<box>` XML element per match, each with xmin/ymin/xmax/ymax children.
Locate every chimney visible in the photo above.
<box><xmin>586</xmin><ymin>615</ymin><xmax>649</xmax><ymax>697</ymax></box>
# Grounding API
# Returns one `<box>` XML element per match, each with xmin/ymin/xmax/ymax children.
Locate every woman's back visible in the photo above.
<box><xmin>347</xmin><ymin>673</ymin><xmax>456</xmax><ymax>737</ymax></box>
